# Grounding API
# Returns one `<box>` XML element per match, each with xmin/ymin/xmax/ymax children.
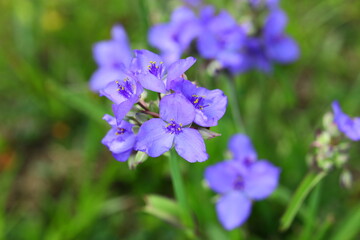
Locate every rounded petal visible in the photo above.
<box><xmin>197</xmin><ymin>31</ymin><xmax>219</xmax><ymax>59</ymax></box>
<box><xmin>160</xmin><ymin>93</ymin><xmax>195</xmax><ymax>125</ymax></box>
<box><xmin>204</xmin><ymin>160</ymin><xmax>239</xmax><ymax>194</ymax></box>
<box><xmin>137</xmin><ymin>73</ymin><xmax>166</xmax><ymax>93</ymax></box>
<box><xmin>102</xmin><ymin>114</ymin><xmax>116</xmax><ymax>127</ymax></box>
<box><xmin>135</xmin><ymin>119</ymin><xmax>175</xmax><ymax>157</ymax></box>
<box><xmin>102</xmin><ymin>129</ymin><xmax>135</xmax><ymax>153</ymax></box>
<box><xmin>194</xmin><ymin>88</ymin><xmax>227</xmax><ymax>127</ymax></box>
<box><xmin>332</xmin><ymin>101</ymin><xmax>360</xmax><ymax>141</ymax></box>
<box><xmin>264</xmin><ymin>10</ymin><xmax>287</xmax><ymax>37</ymax></box>
<box><xmin>228</xmin><ymin>134</ymin><xmax>257</xmax><ymax>163</ymax></box>
<box><xmin>244</xmin><ymin>160</ymin><xmax>280</xmax><ymax>200</ymax></box>
<box><xmin>167</xmin><ymin>57</ymin><xmax>196</xmax><ymax>86</ymax></box>
<box><xmin>216</xmin><ymin>192</ymin><xmax>252</xmax><ymax>230</ymax></box>
<box><xmin>112</xmin><ymin>149</ymin><xmax>132</xmax><ymax>162</ymax></box>
<box><xmin>89</xmin><ymin>68</ymin><xmax>123</xmax><ymax>92</ymax></box>
<box><xmin>266</xmin><ymin>36</ymin><xmax>299</xmax><ymax>63</ymax></box>
<box><xmin>149</xmin><ymin>24</ymin><xmax>178</xmax><ymax>52</ymax></box>
<box><xmin>174</xmin><ymin>128</ymin><xmax>208</xmax><ymax>162</ymax></box>
<box><xmin>112</xmin><ymin>100</ymin><xmax>136</xmax><ymax>121</ymax></box>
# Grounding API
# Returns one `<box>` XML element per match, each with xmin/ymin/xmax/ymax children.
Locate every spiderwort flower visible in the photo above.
<box><xmin>149</xmin><ymin>7</ymin><xmax>201</xmax><ymax>64</ymax></box>
<box><xmin>132</xmin><ymin>50</ymin><xmax>196</xmax><ymax>93</ymax></box>
<box><xmin>197</xmin><ymin>7</ymin><xmax>246</xmax><ymax>72</ymax></box>
<box><xmin>332</xmin><ymin>101</ymin><xmax>360</xmax><ymax>141</ymax></box>
<box><xmin>263</xmin><ymin>10</ymin><xmax>299</xmax><ymax>64</ymax></box>
<box><xmin>90</xmin><ymin>25</ymin><xmax>133</xmax><ymax>91</ymax></box>
<box><xmin>172</xmin><ymin>79</ymin><xmax>227</xmax><ymax>127</ymax></box>
<box><xmin>228</xmin><ymin>134</ymin><xmax>257</xmax><ymax>164</ymax></box>
<box><xmin>135</xmin><ymin>93</ymin><xmax>208</xmax><ymax>162</ymax></box>
<box><xmin>205</xmin><ymin>134</ymin><xmax>280</xmax><ymax>230</ymax></box>
<box><xmin>102</xmin><ymin>114</ymin><xmax>136</xmax><ymax>162</ymax></box>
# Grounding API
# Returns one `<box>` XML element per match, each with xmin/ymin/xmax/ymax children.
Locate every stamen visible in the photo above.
<box><xmin>165</xmin><ymin>120</ymin><xmax>183</xmax><ymax>135</ymax></box>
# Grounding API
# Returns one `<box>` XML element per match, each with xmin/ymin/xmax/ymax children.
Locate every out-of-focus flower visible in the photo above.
<box><xmin>148</xmin><ymin>7</ymin><xmax>201</xmax><ymax>64</ymax></box>
<box><xmin>172</xmin><ymin>79</ymin><xmax>227</xmax><ymax>127</ymax></box>
<box><xmin>132</xmin><ymin>50</ymin><xmax>196</xmax><ymax>93</ymax></box>
<box><xmin>332</xmin><ymin>101</ymin><xmax>360</xmax><ymax>141</ymax></box>
<box><xmin>135</xmin><ymin>93</ymin><xmax>208</xmax><ymax>162</ymax></box>
<box><xmin>263</xmin><ymin>10</ymin><xmax>299</xmax><ymax>64</ymax></box>
<box><xmin>205</xmin><ymin>134</ymin><xmax>280</xmax><ymax>230</ymax></box>
<box><xmin>102</xmin><ymin>114</ymin><xmax>136</xmax><ymax>162</ymax></box>
<box><xmin>90</xmin><ymin>25</ymin><xmax>133</xmax><ymax>91</ymax></box>
<box><xmin>197</xmin><ymin>6</ymin><xmax>246</xmax><ymax>73</ymax></box>
<box><xmin>228</xmin><ymin>134</ymin><xmax>257</xmax><ymax>164</ymax></box>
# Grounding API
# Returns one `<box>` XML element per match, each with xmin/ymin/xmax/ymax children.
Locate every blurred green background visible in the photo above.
<box><xmin>1</xmin><ymin>0</ymin><xmax>360</xmax><ymax>239</ymax></box>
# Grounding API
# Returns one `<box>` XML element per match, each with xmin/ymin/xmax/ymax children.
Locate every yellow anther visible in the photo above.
<box><xmin>115</xmin><ymin>80</ymin><xmax>119</xmax><ymax>84</ymax></box>
<box><xmin>193</xmin><ymin>99</ymin><xmax>199</xmax><ymax>104</ymax></box>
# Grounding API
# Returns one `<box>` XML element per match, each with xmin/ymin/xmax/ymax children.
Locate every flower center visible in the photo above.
<box><xmin>190</xmin><ymin>95</ymin><xmax>209</xmax><ymax>110</ymax></box>
<box><xmin>165</xmin><ymin>120</ymin><xmax>183</xmax><ymax>135</ymax></box>
<box><xmin>116</xmin><ymin>127</ymin><xmax>126</xmax><ymax>135</ymax></box>
<box><xmin>233</xmin><ymin>176</ymin><xmax>244</xmax><ymax>190</ymax></box>
<box><xmin>116</xmin><ymin>78</ymin><xmax>134</xmax><ymax>99</ymax></box>
<box><xmin>148</xmin><ymin>61</ymin><xmax>163</xmax><ymax>78</ymax></box>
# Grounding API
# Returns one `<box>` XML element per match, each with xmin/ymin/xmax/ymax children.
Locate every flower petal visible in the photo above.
<box><xmin>194</xmin><ymin>88</ymin><xmax>227</xmax><ymax>127</ymax></box>
<box><xmin>112</xmin><ymin>99</ymin><xmax>136</xmax><ymax>121</ymax></box>
<box><xmin>134</xmin><ymin>49</ymin><xmax>164</xmax><ymax>72</ymax></box>
<box><xmin>136</xmin><ymin>73</ymin><xmax>166</xmax><ymax>93</ymax></box>
<box><xmin>102</xmin><ymin>114</ymin><xmax>116</xmax><ymax>127</ymax></box>
<box><xmin>112</xmin><ymin>149</ymin><xmax>132</xmax><ymax>162</ymax></box>
<box><xmin>228</xmin><ymin>134</ymin><xmax>257</xmax><ymax>163</ymax></box>
<box><xmin>160</xmin><ymin>93</ymin><xmax>195</xmax><ymax>125</ymax></box>
<box><xmin>89</xmin><ymin>68</ymin><xmax>124</xmax><ymax>91</ymax></box>
<box><xmin>216</xmin><ymin>192</ymin><xmax>252</xmax><ymax>230</ymax></box>
<box><xmin>332</xmin><ymin>101</ymin><xmax>360</xmax><ymax>141</ymax></box>
<box><xmin>204</xmin><ymin>160</ymin><xmax>239</xmax><ymax>194</ymax></box>
<box><xmin>167</xmin><ymin>57</ymin><xmax>196</xmax><ymax>86</ymax></box>
<box><xmin>135</xmin><ymin>118</ymin><xmax>175</xmax><ymax>157</ymax></box>
<box><xmin>244</xmin><ymin>160</ymin><xmax>280</xmax><ymax>200</ymax></box>
<box><xmin>174</xmin><ymin>128</ymin><xmax>208</xmax><ymax>162</ymax></box>
<box><xmin>266</xmin><ymin>36</ymin><xmax>299</xmax><ymax>63</ymax></box>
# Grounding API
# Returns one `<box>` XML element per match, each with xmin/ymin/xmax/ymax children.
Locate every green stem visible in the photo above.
<box><xmin>280</xmin><ymin>171</ymin><xmax>327</xmax><ymax>231</ymax></box>
<box><xmin>224</xmin><ymin>74</ymin><xmax>246</xmax><ymax>133</ymax></box>
<box><xmin>169</xmin><ymin>149</ymin><xmax>196</xmax><ymax>238</ymax></box>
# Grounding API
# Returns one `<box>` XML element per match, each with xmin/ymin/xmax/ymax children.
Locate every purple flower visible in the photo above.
<box><xmin>263</xmin><ymin>10</ymin><xmax>299</xmax><ymax>64</ymax></box>
<box><xmin>99</xmin><ymin>71</ymin><xmax>143</xmax><ymax>105</ymax></box>
<box><xmin>135</xmin><ymin>93</ymin><xmax>208</xmax><ymax>162</ymax></box>
<box><xmin>235</xmin><ymin>10</ymin><xmax>299</xmax><ymax>73</ymax></box>
<box><xmin>149</xmin><ymin>7</ymin><xmax>201</xmax><ymax>64</ymax></box>
<box><xmin>204</xmin><ymin>134</ymin><xmax>280</xmax><ymax>230</ymax></box>
<box><xmin>132</xmin><ymin>50</ymin><xmax>196</xmax><ymax>93</ymax></box>
<box><xmin>332</xmin><ymin>101</ymin><xmax>360</xmax><ymax>141</ymax></box>
<box><xmin>172</xmin><ymin>79</ymin><xmax>227</xmax><ymax>127</ymax></box>
<box><xmin>228</xmin><ymin>134</ymin><xmax>257</xmax><ymax>164</ymax></box>
<box><xmin>90</xmin><ymin>25</ymin><xmax>133</xmax><ymax>91</ymax></box>
<box><xmin>102</xmin><ymin>114</ymin><xmax>136</xmax><ymax>162</ymax></box>
<box><xmin>197</xmin><ymin>7</ymin><xmax>246</xmax><ymax>72</ymax></box>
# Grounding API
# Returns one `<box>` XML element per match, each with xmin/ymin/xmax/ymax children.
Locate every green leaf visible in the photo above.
<box><xmin>331</xmin><ymin>203</ymin><xmax>360</xmax><ymax>240</ymax></box>
<box><xmin>280</xmin><ymin>171</ymin><xmax>327</xmax><ymax>231</ymax></box>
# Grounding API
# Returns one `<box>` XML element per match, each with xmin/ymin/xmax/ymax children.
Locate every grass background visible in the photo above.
<box><xmin>1</xmin><ymin>0</ymin><xmax>360</xmax><ymax>239</ymax></box>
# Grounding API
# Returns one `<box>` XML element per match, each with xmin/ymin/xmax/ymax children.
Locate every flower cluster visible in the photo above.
<box><xmin>307</xmin><ymin>100</ymin><xmax>359</xmax><ymax>188</ymax></box>
<box><xmin>204</xmin><ymin>134</ymin><xmax>280</xmax><ymax>230</ymax></box>
<box><xmin>90</xmin><ymin>27</ymin><xmax>228</xmax><ymax>163</ymax></box>
<box><xmin>149</xmin><ymin>0</ymin><xmax>299</xmax><ymax>74</ymax></box>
